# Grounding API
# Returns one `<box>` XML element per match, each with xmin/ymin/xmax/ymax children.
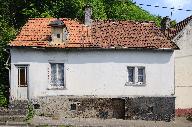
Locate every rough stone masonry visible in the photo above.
<box><xmin>32</xmin><ymin>96</ymin><xmax>175</xmax><ymax>121</ymax></box>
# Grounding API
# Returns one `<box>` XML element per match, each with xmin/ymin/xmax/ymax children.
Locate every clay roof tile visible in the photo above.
<box><xmin>10</xmin><ymin>18</ymin><xmax>177</xmax><ymax>50</ymax></box>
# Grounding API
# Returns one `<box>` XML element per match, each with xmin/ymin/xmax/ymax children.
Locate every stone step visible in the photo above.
<box><xmin>0</xmin><ymin>108</ymin><xmax>28</xmax><ymax>116</ymax></box>
<box><xmin>8</xmin><ymin>100</ymin><xmax>29</xmax><ymax>109</ymax></box>
<box><xmin>0</xmin><ymin>115</ymin><xmax>26</xmax><ymax>122</ymax></box>
<box><xmin>0</xmin><ymin>121</ymin><xmax>28</xmax><ymax>126</ymax></box>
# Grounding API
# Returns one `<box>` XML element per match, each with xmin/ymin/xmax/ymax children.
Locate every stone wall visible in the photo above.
<box><xmin>125</xmin><ymin>97</ymin><xmax>175</xmax><ymax>121</ymax></box>
<box><xmin>32</xmin><ymin>96</ymin><xmax>175</xmax><ymax>121</ymax></box>
<box><xmin>32</xmin><ymin>96</ymin><xmax>125</xmax><ymax>119</ymax></box>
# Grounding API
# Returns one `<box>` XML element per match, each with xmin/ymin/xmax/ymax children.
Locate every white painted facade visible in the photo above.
<box><xmin>173</xmin><ymin>21</ymin><xmax>192</xmax><ymax>109</ymax></box>
<box><xmin>10</xmin><ymin>48</ymin><xmax>175</xmax><ymax>100</ymax></box>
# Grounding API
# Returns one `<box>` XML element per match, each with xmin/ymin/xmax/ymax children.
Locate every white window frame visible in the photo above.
<box><xmin>126</xmin><ymin>66</ymin><xmax>146</xmax><ymax>86</ymax></box>
<box><xmin>48</xmin><ymin>63</ymin><xmax>65</xmax><ymax>89</ymax></box>
<box><xmin>137</xmin><ymin>67</ymin><xmax>146</xmax><ymax>85</ymax></box>
<box><xmin>16</xmin><ymin>65</ymin><xmax>29</xmax><ymax>87</ymax></box>
<box><xmin>127</xmin><ymin>66</ymin><xmax>135</xmax><ymax>85</ymax></box>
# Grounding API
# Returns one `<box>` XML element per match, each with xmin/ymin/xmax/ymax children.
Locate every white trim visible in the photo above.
<box><xmin>48</xmin><ymin>62</ymin><xmax>65</xmax><ymax>89</ymax></box>
<box><xmin>126</xmin><ymin>66</ymin><xmax>146</xmax><ymax>86</ymax></box>
<box><xmin>15</xmin><ymin>65</ymin><xmax>29</xmax><ymax>87</ymax></box>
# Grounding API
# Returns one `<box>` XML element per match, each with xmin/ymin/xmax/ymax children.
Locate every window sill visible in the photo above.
<box><xmin>47</xmin><ymin>87</ymin><xmax>67</xmax><ymax>90</ymax></box>
<box><xmin>125</xmin><ymin>82</ymin><xmax>146</xmax><ymax>86</ymax></box>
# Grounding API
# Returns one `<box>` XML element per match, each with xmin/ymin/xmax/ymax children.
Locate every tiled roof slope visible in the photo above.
<box><xmin>10</xmin><ymin>18</ymin><xmax>178</xmax><ymax>50</ymax></box>
<box><xmin>166</xmin><ymin>15</ymin><xmax>192</xmax><ymax>39</ymax></box>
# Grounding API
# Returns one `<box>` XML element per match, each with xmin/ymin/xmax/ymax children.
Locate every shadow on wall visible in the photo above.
<box><xmin>12</xmin><ymin>48</ymin><xmax>173</xmax><ymax>64</ymax></box>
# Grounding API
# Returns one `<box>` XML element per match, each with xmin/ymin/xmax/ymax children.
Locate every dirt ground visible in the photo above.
<box><xmin>29</xmin><ymin>116</ymin><xmax>192</xmax><ymax>127</ymax></box>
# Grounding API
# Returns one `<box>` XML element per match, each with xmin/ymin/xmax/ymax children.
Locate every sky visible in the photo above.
<box><xmin>134</xmin><ymin>0</ymin><xmax>192</xmax><ymax>22</ymax></box>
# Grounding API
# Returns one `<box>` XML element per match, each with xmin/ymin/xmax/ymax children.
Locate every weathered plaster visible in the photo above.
<box><xmin>10</xmin><ymin>48</ymin><xmax>174</xmax><ymax>100</ymax></box>
<box><xmin>174</xmin><ymin>21</ymin><xmax>192</xmax><ymax>109</ymax></box>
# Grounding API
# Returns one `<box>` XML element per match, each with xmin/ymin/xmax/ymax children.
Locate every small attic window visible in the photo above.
<box><xmin>57</xmin><ymin>34</ymin><xmax>60</xmax><ymax>38</ymax></box>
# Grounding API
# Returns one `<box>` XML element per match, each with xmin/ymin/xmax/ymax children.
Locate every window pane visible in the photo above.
<box><xmin>18</xmin><ymin>67</ymin><xmax>27</xmax><ymax>87</ymax></box>
<box><xmin>138</xmin><ymin>68</ymin><xmax>144</xmax><ymax>75</ymax></box>
<box><xmin>57</xmin><ymin>34</ymin><xmax>60</xmax><ymax>38</ymax></box>
<box><xmin>138</xmin><ymin>76</ymin><xmax>144</xmax><ymax>82</ymax></box>
<box><xmin>50</xmin><ymin>63</ymin><xmax>64</xmax><ymax>87</ymax></box>
<box><xmin>50</xmin><ymin>64</ymin><xmax>57</xmax><ymax>86</ymax></box>
<box><xmin>128</xmin><ymin>67</ymin><xmax>134</xmax><ymax>82</ymax></box>
<box><xmin>57</xmin><ymin>63</ymin><xmax>64</xmax><ymax>86</ymax></box>
<box><xmin>138</xmin><ymin>68</ymin><xmax>145</xmax><ymax>83</ymax></box>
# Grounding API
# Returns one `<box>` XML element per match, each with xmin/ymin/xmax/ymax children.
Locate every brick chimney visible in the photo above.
<box><xmin>84</xmin><ymin>5</ymin><xmax>92</xmax><ymax>26</ymax></box>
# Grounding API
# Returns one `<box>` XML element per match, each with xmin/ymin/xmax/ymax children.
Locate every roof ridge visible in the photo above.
<box><xmin>175</xmin><ymin>15</ymin><xmax>192</xmax><ymax>27</ymax></box>
<box><xmin>93</xmin><ymin>20</ymin><xmax>156</xmax><ymax>25</ymax></box>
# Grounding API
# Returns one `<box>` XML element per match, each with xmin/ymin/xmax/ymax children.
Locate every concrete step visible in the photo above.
<box><xmin>0</xmin><ymin>108</ymin><xmax>28</xmax><ymax>116</ymax></box>
<box><xmin>0</xmin><ymin>115</ymin><xmax>26</xmax><ymax>122</ymax></box>
<box><xmin>8</xmin><ymin>100</ymin><xmax>29</xmax><ymax>109</ymax></box>
<box><xmin>0</xmin><ymin>121</ymin><xmax>28</xmax><ymax>126</ymax></box>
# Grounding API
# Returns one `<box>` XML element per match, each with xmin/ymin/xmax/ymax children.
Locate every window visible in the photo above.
<box><xmin>50</xmin><ymin>63</ymin><xmax>64</xmax><ymax>88</ymax></box>
<box><xmin>17</xmin><ymin>66</ymin><xmax>28</xmax><ymax>87</ymax></box>
<box><xmin>57</xmin><ymin>34</ymin><xmax>60</xmax><ymax>38</ymax></box>
<box><xmin>127</xmin><ymin>66</ymin><xmax>146</xmax><ymax>85</ymax></box>
<box><xmin>138</xmin><ymin>67</ymin><xmax>145</xmax><ymax>83</ymax></box>
<box><xmin>128</xmin><ymin>67</ymin><xmax>135</xmax><ymax>83</ymax></box>
<box><xmin>70</xmin><ymin>104</ymin><xmax>77</xmax><ymax>111</ymax></box>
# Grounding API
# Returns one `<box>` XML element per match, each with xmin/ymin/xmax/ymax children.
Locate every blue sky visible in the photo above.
<box><xmin>134</xmin><ymin>0</ymin><xmax>192</xmax><ymax>22</ymax></box>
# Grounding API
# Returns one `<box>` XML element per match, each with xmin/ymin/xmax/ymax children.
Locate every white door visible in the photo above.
<box><xmin>16</xmin><ymin>66</ymin><xmax>28</xmax><ymax>100</ymax></box>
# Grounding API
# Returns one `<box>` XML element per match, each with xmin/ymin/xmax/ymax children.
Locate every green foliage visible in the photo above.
<box><xmin>170</xmin><ymin>20</ymin><xmax>177</xmax><ymax>27</ymax></box>
<box><xmin>26</xmin><ymin>103</ymin><xmax>35</xmax><ymax>121</ymax></box>
<box><xmin>104</xmin><ymin>0</ymin><xmax>162</xmax><ymax>26</ymax></box>
<box><xmin>0</xmin><ymin>0</ymin><xmax>165</xmax><ymax>27</ymax></box>
<box><xmin>0</xmin><ymin>18</ymin><xmax>16</xmax><ymax>107</ymax></box>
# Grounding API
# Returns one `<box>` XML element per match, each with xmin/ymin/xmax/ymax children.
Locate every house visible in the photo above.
<box><xmin>8</xmin><ymin>7</ymin><xmax>178</xmax><ymax>120</ymax></box>
<box><xmin>166</xmin><ymin>15</ymin><xmax>192</xmax><ymax>116</ymax></box>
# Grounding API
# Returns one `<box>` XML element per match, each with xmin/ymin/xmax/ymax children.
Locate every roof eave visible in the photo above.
<box><xmin>9</xmin><ymin>45</ymin><xmax>177</xmax><ymax>51</ymax></box>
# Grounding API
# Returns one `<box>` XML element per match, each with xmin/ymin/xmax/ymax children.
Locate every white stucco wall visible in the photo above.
<box><xmin>174</xmin><ymin>21</ymin><xmax>192</xmax><ymax>109</ymax></box>
<box><xmin>10</xmin><ymin>48</ymin><xmax>175</xmax><ymax>100</ymax></box>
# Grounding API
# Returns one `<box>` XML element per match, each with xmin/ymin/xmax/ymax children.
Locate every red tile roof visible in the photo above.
<box><xmin>10</xmin><ymin>18</ymin><xmax>178</xmax><ymax>50</ymax></box>
<box><xmin>166</xmin><ymin>15</ymin><xmax>192</xmax><ymax>39</ymax></box>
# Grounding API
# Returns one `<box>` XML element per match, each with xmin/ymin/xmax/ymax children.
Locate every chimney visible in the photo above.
<box><xmin>161</xmin><ymin>16</ymin><xmax>171</xmax><ymax>30</ymax></box>
<box><xmin>84</xmin><ymin>4</ymin><xmax>92</xmax><ymax>26</ymax></box>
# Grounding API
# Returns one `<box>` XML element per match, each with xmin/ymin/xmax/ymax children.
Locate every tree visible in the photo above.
<box><xmin>0</xmin><ymin>18</ymin><xmax>16</xmax><ymax>106</ymax></box>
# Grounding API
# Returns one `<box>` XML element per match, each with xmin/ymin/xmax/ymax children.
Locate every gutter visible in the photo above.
<box><xmin>9</xmin><ymin>45</ymin><xmax>177</xmax><ymax>52</ymax></box>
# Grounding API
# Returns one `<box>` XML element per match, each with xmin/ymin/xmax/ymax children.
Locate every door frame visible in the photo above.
<box><xmin>15</xmin><ymin>64</ymin><xmax>29</xmax><ymax>100</ymax></box>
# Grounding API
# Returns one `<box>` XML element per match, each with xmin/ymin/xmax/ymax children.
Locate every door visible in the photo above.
<box><xmin>16</xmin><ymin>65</ymin><xmax>29</xmax><ymax>100</ymax></box>
<box><xmin>112</xmin><ymin>99</ymin><xmax>125</xmax><ymax>119</ymax></box>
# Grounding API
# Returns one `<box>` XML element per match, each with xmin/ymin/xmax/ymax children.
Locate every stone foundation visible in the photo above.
<box><xmin>32</xmin><ymin>96</ymin><xmax>175</xmax><ymax>121</ymax></box>
<box><xmin>125</xmin><ymin>97</ymin><xmax>175</xmax><ymax>121</ymax></box>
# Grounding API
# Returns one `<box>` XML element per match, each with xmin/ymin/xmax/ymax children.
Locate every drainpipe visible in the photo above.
<box><xmin>5</xmin><ymin>56</ymin><xmax>11</xmax><ymax>85</ymax></box>
<box><xmin>4</xmin><ymin>49</ymin><xmax>11</xmax><ymax>84</ymax></box>
<box><xmin>4</xmin><ymin>49</ymin><xmax>11</xmax><ymax>101</ymax></box>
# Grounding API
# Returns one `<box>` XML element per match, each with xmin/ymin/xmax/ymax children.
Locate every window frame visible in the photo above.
<box><xmin>126</xmin><ymin>66</ymin><xmax>146</xmax><ymax>86</ymax></box>
<box><xmin>137</xmin><ymin>67</ymin><xmax>146</xmax><ymax>85</ymax></box>
<box><xmin>15</xmin><ymin>65</ymin><xmax>29</xmax><ymax>87</ymax></box>
<box><xmin>56</xmin><ymin>33</ymin><xmax>60</xmax><ymax>38</ymax></box>
<box><xmin>48</xmin><ymin>62</ymin><xmax>65</xmax><ymax>89</ymax></box>
<box><xmin>127</xmin><ymin>66</ymin><xmax>135</xmax><ymax>84</ymax></box>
